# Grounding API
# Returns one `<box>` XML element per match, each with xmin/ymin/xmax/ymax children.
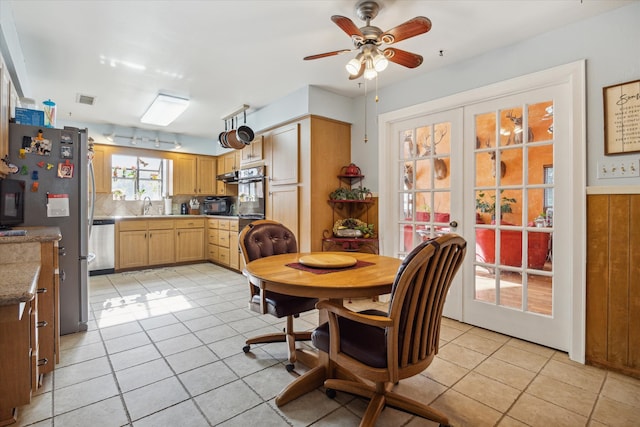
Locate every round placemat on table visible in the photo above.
<box><xmin>298</xmin><ymin>254</ymin><xmax>357</xmax><ymax>268</ymax></box>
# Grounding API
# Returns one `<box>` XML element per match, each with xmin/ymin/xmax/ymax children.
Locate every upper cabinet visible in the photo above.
<box><xmin>91</xmin><ymin>145</ymin><xmax>111</xmax><ymax>193</ymax></box>
<box><xmin>263</xmin><ymin>116</ymin><xmax>351</xmax><ymax>252</ymax></box>
<box><xmin>0</xmin><ymin>58</ymin><xmax>14</xmax><ymax>171</ymax></box>
<box><xmin>174</xmin><ymin>154</ymin><xmax>217</xmax><ymax>195</ymax></box>
<box><xmin>240</xmin><ymin>134</ymin><xmax>263</xmax><ymax>165</ymax></box>
<box><xmin>267</xmin><ymin>123</ymin><xmax>299</xmax><ymax>186</ymax></box>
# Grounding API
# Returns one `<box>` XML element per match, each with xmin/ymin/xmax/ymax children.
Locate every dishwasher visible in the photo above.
<box><xmin>89</xmin><ymin>218</ymin><xmax>115</xmax><ymax>276</ymax></box>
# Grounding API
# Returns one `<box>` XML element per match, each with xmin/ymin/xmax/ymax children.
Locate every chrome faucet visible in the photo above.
<box><xmin>143</xmin><ymin>196</ymin><xmax>152</xmax><ymax>215</ymax></box>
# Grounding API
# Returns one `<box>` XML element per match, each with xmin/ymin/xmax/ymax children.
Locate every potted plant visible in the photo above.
<box><xmin>475</xmin><ymin>190</ymin><xmax>517</xmax><ymax>221</ymax></box>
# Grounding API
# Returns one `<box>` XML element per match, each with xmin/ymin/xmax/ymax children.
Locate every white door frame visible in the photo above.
<box><xmin>378</xmin><ymin>60</ymin><xmax>586</xmax><ymax>362</ymax></box>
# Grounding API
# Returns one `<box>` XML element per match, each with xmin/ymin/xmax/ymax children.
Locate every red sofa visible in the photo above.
<box><xmin>475</xmin><ymin>227</ymin><xmax>550</xmax><ymax>270</ymax></box>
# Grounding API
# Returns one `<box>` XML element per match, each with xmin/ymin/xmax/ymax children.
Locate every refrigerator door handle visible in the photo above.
<box><xmin>60</xmin><ymin>269</ymin><xmax>65</xmax><ymax>283</ymax></box>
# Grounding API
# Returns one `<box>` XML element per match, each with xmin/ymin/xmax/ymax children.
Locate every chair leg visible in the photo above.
<box><xmin>360</xmin><ymin>393</ymin><xmax>386</xmax><ymax>427</ymax></box>
<box><xmin>384</xmin><ymin>390</ymin><xmax>449</xmax><ymax>426</ymax></box>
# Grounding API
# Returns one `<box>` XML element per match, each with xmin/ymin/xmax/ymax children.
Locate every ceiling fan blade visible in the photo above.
<box><xmin>331</xmin><ymin>15</ymin><xmax>363</xmax><ymax>39</ymax></box>
<box><xmin>304</xmin><ymin>49</ymin><xmax>352</xmax><ymax>61</ymax></box>
<box><xmin>381</xmin><ymin>17</ymin><xmax>432</xmax><ymax>44</ymax></box>
<box><xmin>383</xmin><ymin>48</ymin><xmax>423</xmax><ymax>68</ymax></box>
<box><xmin>348</xmin><ymin>62</ymin><xmax>365</xmax><ymax>80</ymax></box>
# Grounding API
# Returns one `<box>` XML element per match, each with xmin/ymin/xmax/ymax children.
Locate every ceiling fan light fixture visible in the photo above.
<box><xmin>372</xmin><ymin>50</ymin><xmax>388</xmax><ymax>72</ymax></box>
<box><xmin>363</xmin><ymin>58</ymin><xmax>377</xmax><ymax>80</ymax></box>
<box><xmin>346</xmin><ymin>53</ymin><xmax>364</xmax><ymax>75</ymax></box>
<box><xmin>140</xmin><ymin>93</ymin><xmax>190</xmax><ymax>126</ymax></box>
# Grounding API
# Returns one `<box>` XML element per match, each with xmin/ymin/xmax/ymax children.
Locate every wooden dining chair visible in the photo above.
<box><xmin>239</xmin><ymin>219</ymin><xmax>319</xmax><ymax>371</ymax></box>
<box><xmin>311</xmin><ymin>234</ymin><xmax>467</xmax><ymax>427</ymax></box>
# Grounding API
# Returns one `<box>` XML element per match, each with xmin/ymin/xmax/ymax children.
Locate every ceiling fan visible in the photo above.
<box><xmin>304</xmin><ymin>0</ymin><xmax>432</xmax><ymax>80</ymax></box>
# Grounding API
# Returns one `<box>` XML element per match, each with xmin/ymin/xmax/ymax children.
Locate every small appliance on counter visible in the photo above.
<box><xmin>181</xmin><ymin>203</ymin><xmax>188</xmax><ymax>214</ymax></box>
<box><xmin>203</xmin><ymin>196</ymin><xmax>235</xmax><ymax>216</ymax></box>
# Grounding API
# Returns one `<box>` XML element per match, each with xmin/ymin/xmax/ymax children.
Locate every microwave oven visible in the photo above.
<box><xmin>203</xmin><ymin>196</ymin><xmax>234</xmax><ymax>215</ymax></box>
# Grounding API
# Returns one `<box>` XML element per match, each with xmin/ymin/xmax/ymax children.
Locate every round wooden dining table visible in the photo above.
<box><xmin>244</xmin><ymin>251</ymin><xmax>402</xmax><ymax>407</ymax></box>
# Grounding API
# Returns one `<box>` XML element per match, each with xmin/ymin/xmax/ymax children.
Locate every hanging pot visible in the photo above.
<box><xmin>236</xmin><ymin>125</ymin><xmax>254</xmax><ymax>144</ymax></box>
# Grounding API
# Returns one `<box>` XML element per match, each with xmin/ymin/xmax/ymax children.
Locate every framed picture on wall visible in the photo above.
<box><xmin>603</xmin><ymin>79</ymin><xmax>640</xmax><ymax>155</ymax></box>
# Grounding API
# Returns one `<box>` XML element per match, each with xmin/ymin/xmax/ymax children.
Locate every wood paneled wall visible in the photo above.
<box><xmin>586</xmin><ymin>194</ymin><xmax>640</xmax><ymax>378</ymax></box>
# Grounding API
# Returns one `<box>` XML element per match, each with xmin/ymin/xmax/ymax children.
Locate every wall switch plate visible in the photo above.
<box><xmin>597</xmin><ymin>159</ymin><xmax>640</xmax><ymax>179</ymax></box>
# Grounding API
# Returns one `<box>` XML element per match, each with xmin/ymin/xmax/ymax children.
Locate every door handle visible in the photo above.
<box><xmin>449</xmin><ymin>220</ymin><xmax>458</xmax><ymax>228</ymax></box>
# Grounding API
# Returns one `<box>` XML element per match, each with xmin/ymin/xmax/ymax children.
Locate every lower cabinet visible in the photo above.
<box><xmin>175</xmin><ymin>218</ymin><xmax>205</xmax><ymax>262</ymax></box>
<box><xmin>0</xmin><ymin>239</ymin><xmax>60</xmax><ymax>425</ymax></box>
<box><xmin>117</xmin><ymin>218</ymin><xmax>206</xmax><ymax>270</ymax></box>
<box><xmin>207</xmin><ymin>218</ymin><xmax>239</xmax><ymax>270</ymax></box>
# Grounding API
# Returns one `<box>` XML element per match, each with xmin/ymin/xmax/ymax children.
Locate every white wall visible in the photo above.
<box><xmin>350</xmin><ymin>2</ymin><xmax>640</xmax><ymax>191</ymax></box>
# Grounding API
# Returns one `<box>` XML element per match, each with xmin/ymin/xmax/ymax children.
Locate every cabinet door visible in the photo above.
<box><xmin>0</xmin><ymin>63</ymin><xmax>10</xmax><ymax>165</ymax></box>
<box><xmin>197</xmin><ymin>156</ymin><xmax>216</xmax><ymax>195</ymax></box>
<box><xmin>36</xmin><ymin>241</ymin><xmax>57</xmax><ymax>375</ymax></box>
<box><xmin>224</xmin><ymin>153</ymin><xmax>236</xmax><ymax>173</ymax></box>
<box><xmin>174</xmin><ymin>155</ymin><xmax>197</xmax><ymax>195</ymax></box>
<box><xmin>229</xmin><ymin>231</ymin><xmax>239</xmax><ymax>270</ymax></box>
<box><xmin>92</xmin><ymin>147</ymin><xmax>111</xmax><ymax>193</ymax></box>
<box><xmin>268</xmin><ymin>185</ymin><xmax>299</xmax><ymax>238</ymax></box>
<box><xmin>119</xmin><ymin>231</ymin><xmax>148</xmax><ymax>268</ymax></box>
<box><xmin>176</xmin><ymin>228</ymin><xmax>205</xmax><ymax>262</ymax></box>
<box><xmin>148</xmin><ymin>229</ymin><xmax>175</xmax><ymax>265</ymax></box>
<box><xmin>269</xmin><ymin>123</ymin><xmax>299</xmax><ymax>185</ymax></box>
<box><xmin>241</xmin><ymin>134</ymin><xmax>263</xmax><ymax>164</ymax></box>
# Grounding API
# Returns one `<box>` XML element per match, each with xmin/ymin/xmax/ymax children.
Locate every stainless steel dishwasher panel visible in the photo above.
<box><xmin>89</xmin><ymin>219</ymin><xmax>115</xmax><ymax>276</ymax></box>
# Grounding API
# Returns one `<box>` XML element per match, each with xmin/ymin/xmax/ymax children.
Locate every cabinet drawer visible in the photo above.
<box><xmin>175</xmin><ymin>218</ymin><xmax>205</xmax><ymax>229</ymax></box>
<box><xmin>118</xmin><ymin>220</ymin><xmax>147</xmax><ymax>231</ymax></box>
<box><xmin>218</xmin><ymin>220</ymin><xmax>230</xmax><ymax>230</ymax></box>
<box><xmin>218</xmin><ymin>231</ymin><xmax>230</xmax><ymax>248</ymax></box>
<box><xmin>148</xmin><ymin>220</ymin><xmax>174</xmax><ymax>230</ymax></box>
<box><xmin>208</xmin><ymin>229</ymin><xmax>219</xmax><ymax>243</ymax></box>
<box><xmin>230</xmin><ymin>221</ymin><xmax>239</xmax><ymax>232</ymax></box>
<box><xmin>208</xmin><ymin>243</ymin><xmax>219</xmax><ymax>261</ymax></box>
<box><xmin>218</xmin><ymin>248</ymin><xmax>230</xmax><ymax>265</ymax></box>
<box><xmin>208</xmin><ymin>218</ymin><xmax>219</xmax><ymax>229</ymax></box>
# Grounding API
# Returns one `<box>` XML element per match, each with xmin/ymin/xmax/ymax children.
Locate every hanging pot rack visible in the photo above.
<box><xmin>219</xmin><ymin>104</ymin><xmax>254</xmax><ymax>149</ymax></box>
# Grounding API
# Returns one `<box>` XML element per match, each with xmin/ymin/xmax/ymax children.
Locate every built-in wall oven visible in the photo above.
<box><xmin>237</xmin><ymin>166</ymin><xmax>265</xmax><ymax>228</ymax></box>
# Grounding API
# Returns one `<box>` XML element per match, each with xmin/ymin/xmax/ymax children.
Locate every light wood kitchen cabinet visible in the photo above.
<box><xmin>263</xmin><ymin>115</ymin><xmax>351</xmax><ymax>252</ymax></box>
<box><xmin>240</xmin><ymin>134</ymin><xmax>263</xmax><ymax>165</ymax></box>
<box><xmin>118</xmin><ymin>229</ymin><xmax>149</xmax><ymax>269</ymax></box>
<box><xmin>223</xmin><ymin>151</ymin><xmax>241</xmax><ymax>173</ymax></box>
<box><xmin>117</xmin><ymin>219</ymin><xmax>175</xmax><ymax>269</ymax></box>
<box><xmin>175</xmin><ymin>218</ymin><xmax>205</xmax><ymax>262</ymax></box>
<box><xmin>267</xmin><ymin>123</ymin><xmax>299</xmax><ymax>186</ymax></box>
<box><xmin>174</xmin><ymin>155</ymin><xmax>217</xmax><ymax>195</ymax></box>
<box><xmin>207</xmin><ymin>217</ymin><xmax>239</xmax><ymax>270</ymax></box>
<box><xmin>0</xmin><ymin>60</ymin><xmax>11</xmax><ymax>168</ymax></box>
<box><xmin>0</xmin><ymin>298</ymin><xmax>32</xmax><ymax>423</ymax></box>
<box><xmin>196</xmin><ymin>156</ymin><xmax>216</xmax><ymax>195</ymax></box>
<box><xmin>147</xmin><ymin>220</ymin><xmax>175</xmax><ymax>266</ymax></box>
<box><xmin>91</xmin><ymin>146</ymin><xmax>111</xmax><ymax>193</ymax></box>
<box><xmin>37</xmin><ymin>240</ymin><xmax>60</xmax><ymax>374</ymax></box>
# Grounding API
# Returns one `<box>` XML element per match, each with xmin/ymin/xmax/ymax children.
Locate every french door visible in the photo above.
<box><xmin>379</xmin><ymin>64</ymin><xmax>583</xmax><ymax>353</ymax></box>
<box><xmin>462</xmin><ymin>85</ymin><xmax>570</xmax><ymax>351</ymax></box>
<box><xmin>388</xmin><ymin>110</ymin><xmax>464</xmax><ymax>319</ymax></box>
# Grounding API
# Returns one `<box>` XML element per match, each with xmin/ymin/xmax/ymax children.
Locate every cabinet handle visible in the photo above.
<box><xmin>37</xmin><ymin>320</ymin><xmax>48</xmax><ymax>328</ymax></box>
<box><xmin>37</xmin><ymin>288</ymin><xmax>47</xmax><ymax>294</ymax></box>
<box><xmin>37</xmin><ymin>358</ymin><xmax>49</xmax><ymax>366</ymax></box>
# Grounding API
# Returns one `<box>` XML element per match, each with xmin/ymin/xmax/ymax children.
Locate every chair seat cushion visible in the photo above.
<box><xmin>250</xmin><ymin>292</ymin><xmax>318</xmax><ymax>318</ymax></box>
<box><xmin>311</xmin><ymin>309</ymin><xmax>388</xmax><ymax>368</ymax></box>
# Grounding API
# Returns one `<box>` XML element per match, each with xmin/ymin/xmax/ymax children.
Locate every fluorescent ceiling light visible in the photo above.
<box><xmin>140</xmin><ymin>94</ymin><xmax>189</xmax><ymax>126</ymax></box>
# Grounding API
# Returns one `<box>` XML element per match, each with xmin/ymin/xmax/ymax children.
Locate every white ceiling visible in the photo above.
<box><xmin>7</xmin><ymin>0</ymin><xmax>632</xmax><ymax>142</ymax></box>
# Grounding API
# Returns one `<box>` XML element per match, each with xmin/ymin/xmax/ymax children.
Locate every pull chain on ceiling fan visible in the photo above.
<box><xmin>304</xmin><ymin>0</ymin><xmax>432</xmax><ymax>80</ymax></box>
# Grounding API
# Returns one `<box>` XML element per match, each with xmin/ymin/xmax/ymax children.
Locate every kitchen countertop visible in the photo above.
<box><xmin>0</xmin><ymin>226</ymin><xmax>62</xmax><ymax>244</ymax></box>
<box><xmin>103</xmin><ymin>215</ymin><xmax>240</xmax><ymax>220</ymax></box>
<box><xmin>0</xmin><ymin>262</ymin><xmax>40</xmax><ymax>307</ymax></box>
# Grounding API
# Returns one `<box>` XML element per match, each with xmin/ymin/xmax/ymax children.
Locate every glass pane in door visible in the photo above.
<box><xmin>398</xmin><ymin>122</ymin><xmax>452</xmax><ymax>257</ymax></box>
<box><xmin>473</xmin><ymin>100</ymin><xmax>554</xmax><ymax>315</ymax></box>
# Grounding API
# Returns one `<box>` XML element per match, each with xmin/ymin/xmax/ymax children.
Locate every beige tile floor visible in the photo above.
<box><xmin>13</xmin><ymin>263</ymin><xmax>640</xmax><ymax>427</ymax></box>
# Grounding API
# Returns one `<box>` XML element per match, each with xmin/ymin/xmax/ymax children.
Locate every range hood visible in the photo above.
<box><xmin>217</xmin><ymin>170</ymin><xmax>238</xmax><ymax>183</ymax></box>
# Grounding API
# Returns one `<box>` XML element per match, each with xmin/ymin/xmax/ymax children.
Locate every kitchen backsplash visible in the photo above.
<box><xmin>92</xmin><ymin>194</ymin><xmax>205</xmax><ymax>217</ymax></box>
